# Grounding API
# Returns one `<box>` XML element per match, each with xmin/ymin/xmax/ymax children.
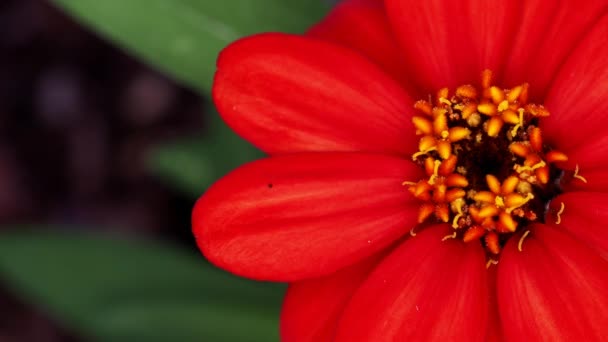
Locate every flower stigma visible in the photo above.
<box><xmin>404</xmin><ymin>70</ymin><xmax>587</xmax><ymax>260</ymax></box>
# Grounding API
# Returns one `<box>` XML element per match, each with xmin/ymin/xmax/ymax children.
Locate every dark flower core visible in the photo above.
<box><xmin>405</xmin><ymin>70</ymin><xmax>584</xmax><ymax>260</ymax></box>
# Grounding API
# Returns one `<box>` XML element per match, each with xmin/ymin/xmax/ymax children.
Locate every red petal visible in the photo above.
<box><xmin>335</xmin><ymin>225</ymin><xmax>489</xmax><ymax>341</ymax></box>
<box><xmin>281</xmin><ymin>251</ymin><xmax>385</xmax><ymax>342</ymax></box>
<box><xmin>497</xmin><ymin>224</ymin><xmax>608</xmax><ymax>341</ymax></box>
<box><xmin>213</xmin><ymin>33</ymin><xmax>417</xmax><ymax>155</ymax></box>
<box><xmin>546</xmin><ymin>192</ymin><xmax>608</xmax><ymax>260</ymax></box>
<box><xmin>542</xmin><ymin>14</ymin><xmax>608</xmax><ymax>148</ymax></box>
<box><xmin>503</xmin><ymin>1</ymin><xmax>606</xmax><ymax>99</ymax></box>
<box><xmin>486</xmin><ymin>265</ymin><xmax>505</xmax><ymax>342</ymax></box>
<box><xmin>562</xmin><ymin>169</ymin><xmax>608</xmax><ymax>193</ymax></box>
<box><xmin>556</xmin><ymin>133</ymin><xmax>608</xmax><ymax>171</ymax></box>
<box><xmin>192</xmin><ymin>153</ymin><xmax>422</xmax><ymax>281</ymax></box>
<box><xmin>384</xmin><ymin>0</ymin><xmax>521</xmax><ymax>92</ymax></box>
<box><xmin>307</xmin><ymin>0</ymin><xmax>418</xmax><ymax>96</ymax></box>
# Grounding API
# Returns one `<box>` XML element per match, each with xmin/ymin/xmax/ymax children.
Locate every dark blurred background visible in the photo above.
<box><xmin>0</xmin><ymin>0</ymin><xmax>206</xmax><ymax>339</ymax></box>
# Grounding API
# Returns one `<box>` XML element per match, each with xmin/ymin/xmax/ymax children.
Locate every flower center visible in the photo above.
<box><xmin>404</xmin><ymin>70</ymin><xmax>577</xmax><ymax>258</ymax></box>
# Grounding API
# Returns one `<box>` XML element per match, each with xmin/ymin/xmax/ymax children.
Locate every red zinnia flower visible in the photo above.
<box><xmin>192</xmin><ymin>0</ymin><xmax>608</xmax><ymax>340</ymax></box>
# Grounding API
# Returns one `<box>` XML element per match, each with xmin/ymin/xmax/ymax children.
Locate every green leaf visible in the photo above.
<box><xmin>148</xmin><ymin>108</ymin><xmax>264</xmax><ymax>197</ymax></box>
<box><xmin>52</xmin><ymin>0</ymin><xmax>330</xmax><ymax>94</ymax></box>
<box><xmin>0</xmin><ymin>229</ymin><xmax>285</xmax><ymax>342</ymax></box>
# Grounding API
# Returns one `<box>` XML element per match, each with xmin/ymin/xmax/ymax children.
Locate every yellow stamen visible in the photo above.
<box><xmin>509</xmin><ymin>142</ymin><xmax>529</xmax><ymax>158</ymax></box>
<box><xmin>418</xmin><ymin>203</ymin><xmax>435</xmax><ymax>223</ymax></box>
<box><xmin>441</xmin><ymin>232</ymin><xmax>457</xmax><ymax>241</ymax></box>
<box><xmin>412</xmin><ymin>147</ymin><xmax>436</xmax><ymax>161</ymax></box>
<box><xmin>451</xmin><ymin>200</ymin><xmax>464</xmax><ymax>229</ymax></box>
<box><xmin>502</xmin><ymin>109</ymin><xmax>520</xmax><ymax>124</ymax></box>
<box><xmin>474</xmin><ymin>191</ymin><xmax>496</xmax><ymax>204</ymax></box>
<box><xmin>485</xmin><ymin>232</ymin><xmax>500</xmax><ymax>254</ymax></box>
<box><xmin>446</xmin><ymin>174</ymin><xmax>469</xmax><ymax>188</ymax></box>
<box><xmin>478</xmin><ymin>102</ymin><xmax>497</xmax><ymax>116</ymax></box>
<box><xmin>486</xmin><ymin>116</ymin><xmax>503</xmax><ymax>137</ymax></box>
<box><xmin>478</xmin><ymin>205</ymin><xmax>500</xmax><ymax>218</ymax></box>
<box><xmin>516</xmin><ymin>180</ymin><xmax>532</xmax><ymax>195</ymax></box>
<box><xmin>439</xmin><ymin>155</ymin><xmax>458</xmax><ymax>175</ymax></box>
<box><xmin>573</xmin><ymin>164</ymin><xmax>588</xmax><ymax>183</ymax></box>
<box><xmin>489</xmin><ymin>86</ymin><xmax>504</xmax><ymax>104</ymax></box>
<box><xmin>466</xmin><ymin>112</ymin><xmax>481</xmax><ymax>127</ymax></box>
<box><xmin>494</xmin><ymin>196</ymin><xmax>505</xmax><ymax>208</ymax></box>
<box><xmin>462</xmin><ymin>103</ymin><xmax>478</xmax><ymax>119</ymax></box>
<box><xmin>486</xmin><ymin>259</ymin><xmax>499</xmax><ymax>269</ymax></box>
<box><xmin>436</xmin><ymin>88</ymin><xmax>449</xmax><ymax>105</ymax></box>
<box><xmin>419</xmin><ymin>135</ymin><xmax>437</xmax><ymax>152</ymax></box>
<box><xmin>518</xmin><ymin>230</ymin><xmax>531</xmax><ymax>252</ymax></box>
<box><xmin>506</xmin><ymin>85</ymin><xmax>523</xmax><ymax>102</ymax></box>
<box><xmin>412</xmin><ymin>116</ymin><xmax>433</xmax><ymax>135</ymax></box>
<box><xmin>505</xmin><ymin>192</ymin><xmax>534</xmax><ymax>213</ymax></box>
<box><xmin>448</xmin><ymin>127</ymin><xmax>471</xmax><ymax>142</ymax></box>
<box><xmin>555</xmin><ymin>202</ymin><xmax>565</xmax><ymax>225</ymax></box>
<box><xmin>436</xmin><ymin>140</ymin><xmax>452</xmax><ymax>160</ymax></box>
<box><xmin>446</xmin><ymin>188</ymin><xmax>466</xmax><ymax>203</ymax></box>
<box><xmin>537</xmin><ymin>164</ymin><xmax>549</xmax><ymax>183</ymax></box>
<box><xmin>501</xmin><ymin>175</ymin><xmax>520</xmax><ymax>194</ymax></box>
<box><xmin>439</xmin><ymin>97</ymin><xmax>452</xmax><ymax>106</ymax></box>
<box><xmin>546</xmin><ymin>150</ymin><xmax>568</xmax><ymax>163</ymax></box>
<box><xmin>433</xmin><ymin>110</ymin><xmax>448</xmax><ymax>132</ymax></box>
<box><xmin>414</xmin><ymin>100</ymin><xmax>433</xmax><ymax>116</ymax></box>
<box><xmin>497</xmin><ymin>100</ymin><xmax>509</xmax><ymax>112</ymax></box>
<box><xmin>499</xmin><ymin>211</ymin><xmax>518</xmax><ymax>232</ymax></box>
<box><xmin>486</xmin><ymin>174</ymin><xmax>502</xmax><ymax>194</ymax></box>
<box><xmin>455</xmin><ymin>85</ymin><xmax>477</xmax><ymax>99</ymax></box>
<box><xmin>428</xmin><ymin>160</ymin><xmax>441</xmax><ymax>185</ymax></box>
<box><xmin>436</xmin><ymin>204</ymin><xmax>450</xmax><ymax>222</ymax></box>
<box><xmin>514</xmin><ymin>160</ymin><xmax>546</xmax><ymax>173</ymax></box>
<box><xmin>510</xmin><ymin>108</ymin><xmax>525</xmax><ymax>137</ymax></box>
<box><xmin>405</xmin><ymin>69</ymin><xmax>571</xmax><ymax>257</ymax></box>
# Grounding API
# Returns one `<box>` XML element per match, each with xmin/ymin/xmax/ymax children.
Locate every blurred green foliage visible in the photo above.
<box><xmin>54</xmin><ymin>0</ymin><xmax>329</xmax><ymax>196</ymax></box>
<box><xmin>148</xmin><ymin>107</ymin><xmax>264</xmax><ymax>198</ymax></box>
<box><xmin>54</xmin><ymin>0</ymin><xmax>329</xmax><ymax>93</ymax></box>
<box><xmin>0</xmin><ymin>230</ymin><xmax>285</xmax><ymax>341</ymax></box>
